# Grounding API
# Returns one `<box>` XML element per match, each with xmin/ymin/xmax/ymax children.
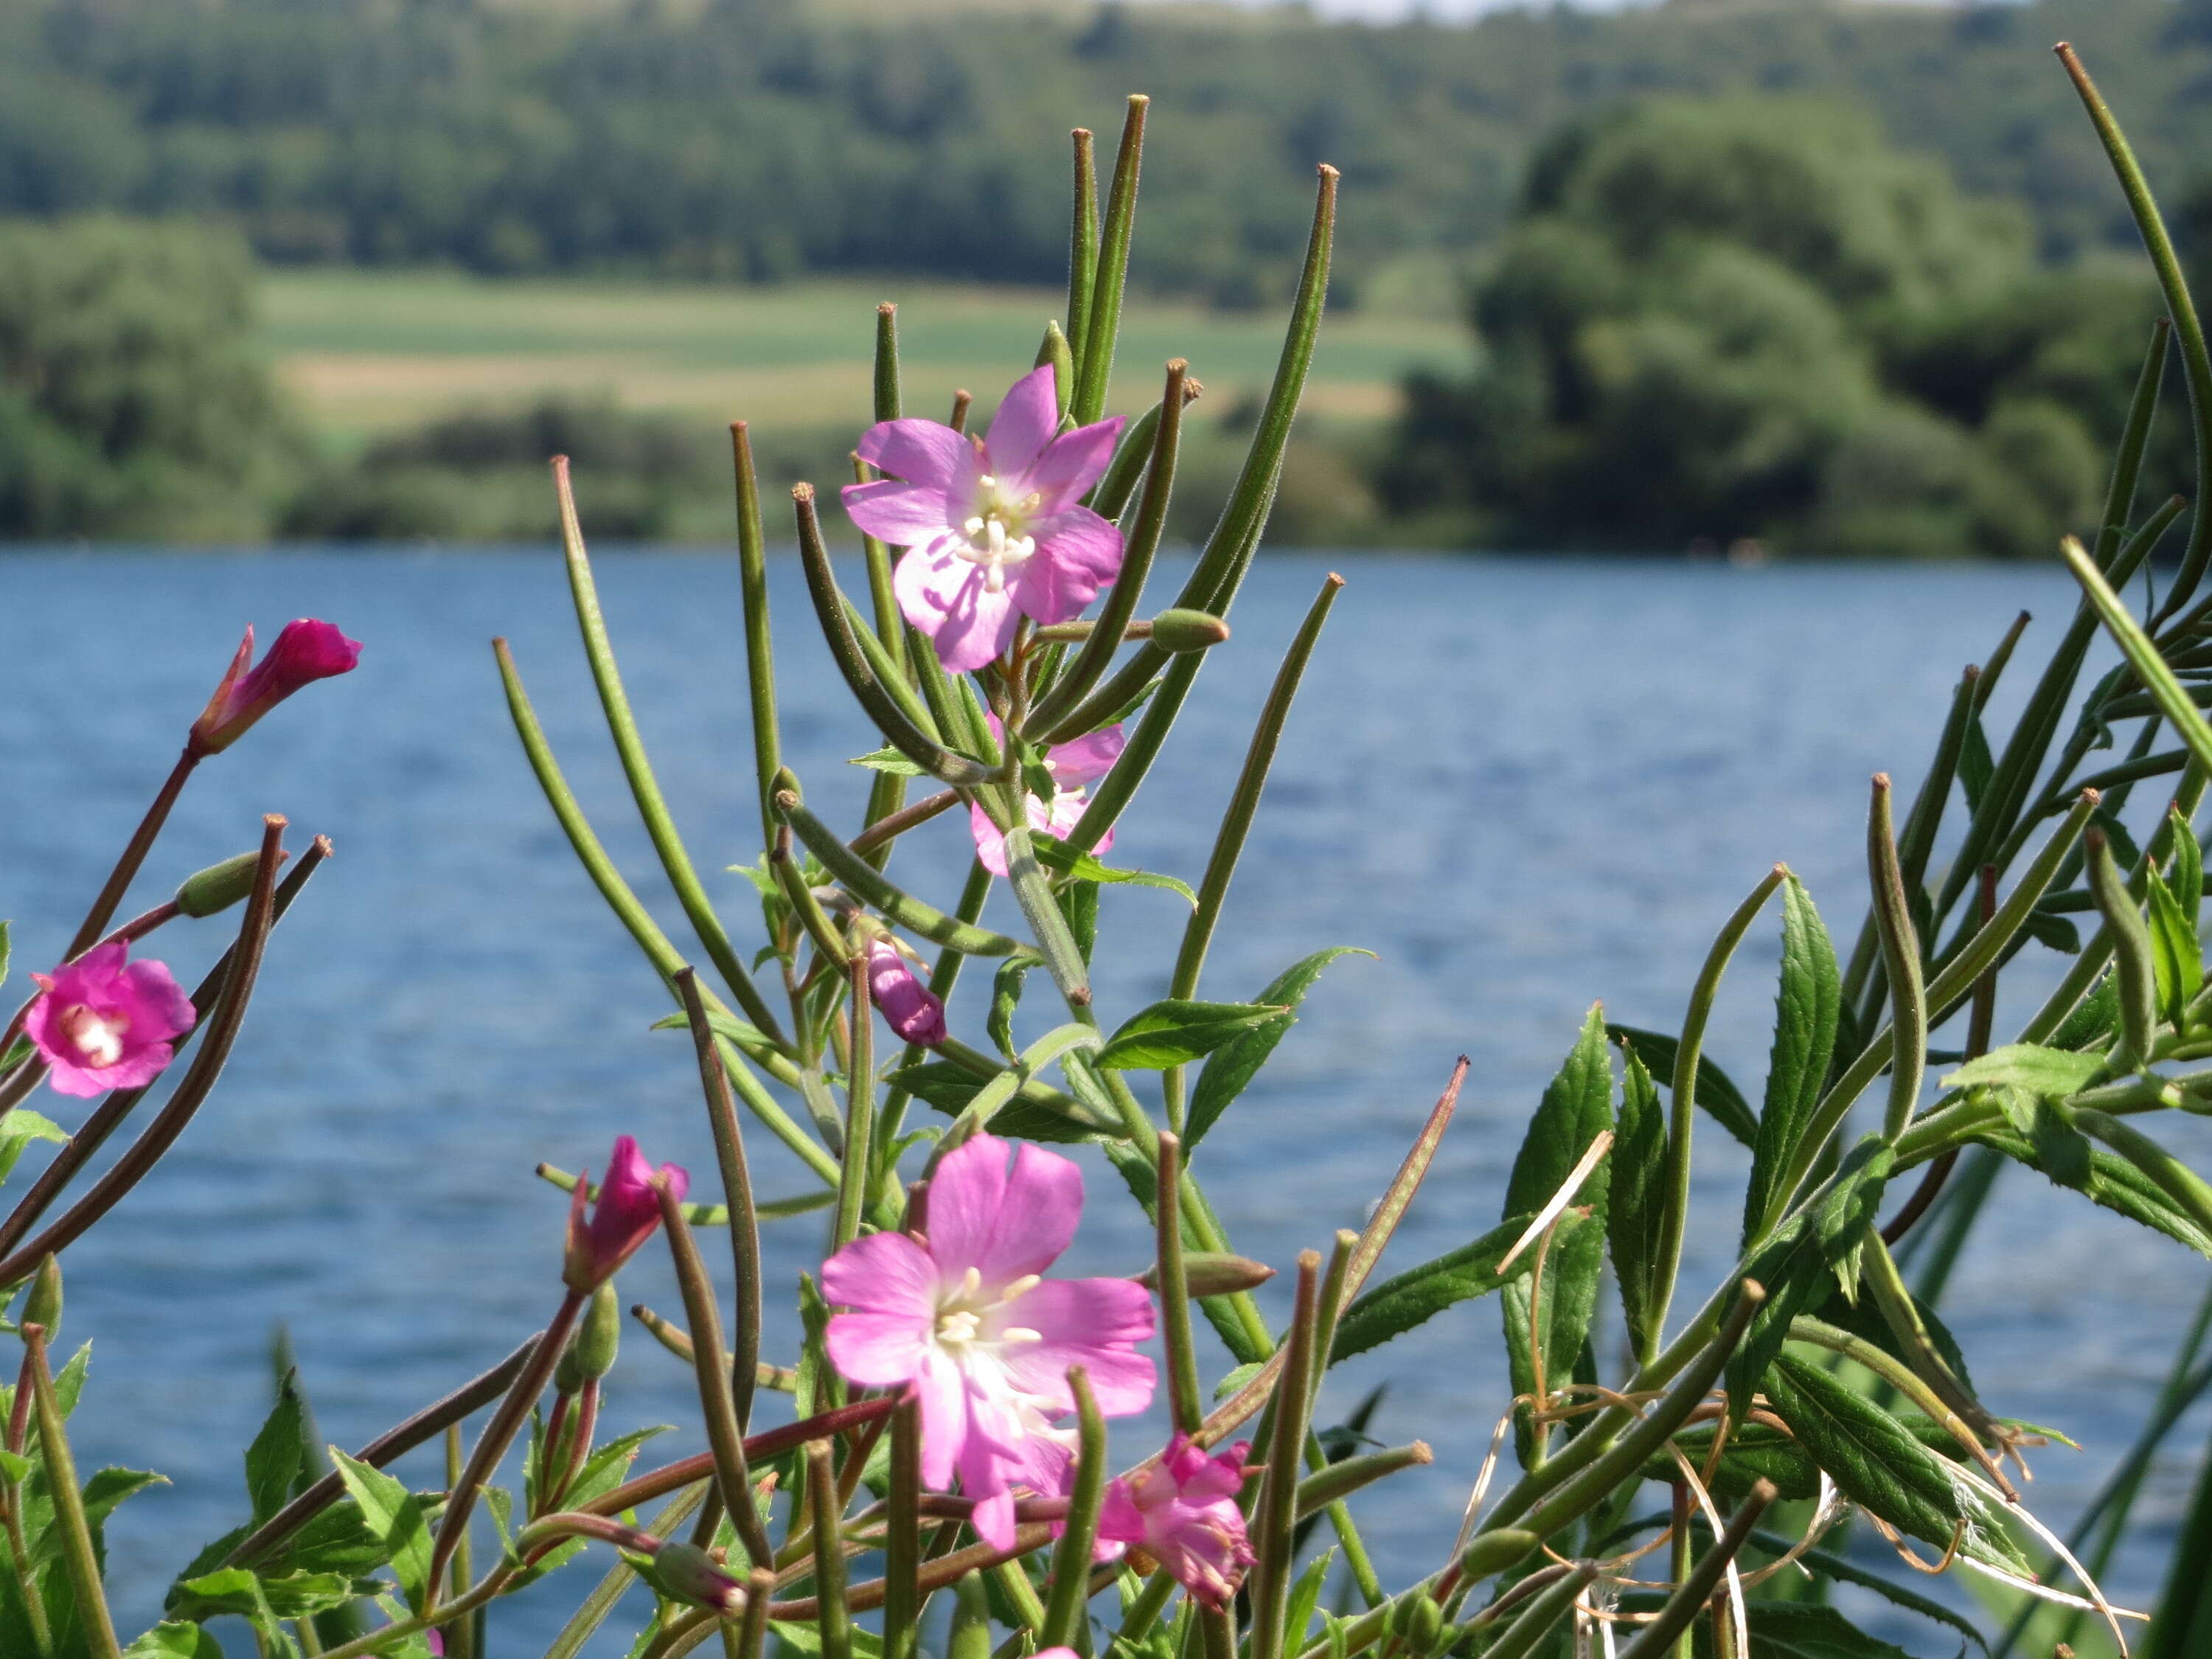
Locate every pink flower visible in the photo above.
<box><xmin>841</xmin><ymin>366</ymin><xmax>1124</xmax><ymax>672</ymax></box>
<box><xmin>189</xmin><ymin>619</ymin><xmax>363</xmax><ymax>756</ymax></box>
<box><xmin>821</xmin><ymin>1134</ymin><xmax>1155</xmax><ymax>1549</ymax></box>
<box><xmin>968</xmin><ymin>720</ymin><xmax>1124</xmax><ymax>878</ymax></box>
<box><xmin>867</xmin><ymin>938</ymin><xmax>947</xmax><ymax>1047</ymax></box>
<box><xmin>1097</xmin><ymin>1436</ymin><xmax>1256</xmax><ymax>1607</ymax></box>
<box><xmin>26</xmin><ymin>942</ymin><xmax>196</xmax><ymax>1099</ymax></box>
<box><xmin>563</xmin><ymin>1135</ymin><xmax>689</xmax><ymax>1292</ymax></box>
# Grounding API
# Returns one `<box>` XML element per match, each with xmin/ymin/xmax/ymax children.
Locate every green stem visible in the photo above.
<box><xmin>1041</xmin><ymin>1370</ymin><xmax>1109</xmax><ymax>1654</ymax></box>
<box><xmin>731</xmin><ymin>422</ymin><xmax>783</xmax><ymax>852</ymax></box>
<box><xmin>23</xmin><ymin>1325</ymin><xmax>118</xmax><ymax>1659</ymax></box>
<box><xmin>674</xmin><ymin>970</ymin><xmax>762</xmax><ymax>1434</ymax></box>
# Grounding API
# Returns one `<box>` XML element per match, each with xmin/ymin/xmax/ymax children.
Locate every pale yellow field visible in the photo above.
<box><xmin>260</xmin><ymin>269</ymin><xmax>1468</xmax><ymax>442</ymax></box>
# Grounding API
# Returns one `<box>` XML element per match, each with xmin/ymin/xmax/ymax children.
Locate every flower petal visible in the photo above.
<box><xmin>1017</xmin><ymin>416</ymin><xmax>1124</xmax><ymax>512</ymax></box>
<box><xmin>930</xmin><ymin>569</ymin><xmax>1022</xmax><ymax>672</ymax></box>
<box><xmin>1046</xmin><ymin>725</ymin><xmax>1124</xmax><ymax>787</ymax></box>
<box><xmin>967</xmin><ymin>801</ymin><xmax>1011</xmax><ymax>879</ymax></box>
<box><xmin>825</xmin><ymin>1310</ymin><xmax>933</xmax><ymax>1391</ymax></box>
<box><xmin>893</xmin><ymin>537</ymin><xmax>964</xmax><ymax>631</ymax></box>
<box><xmin>821</xmin><ymin>1229</ymin><xmax>940</xmax><ymax>1318</ymax></box>
<box><xmin>982</xmin><ymin>365</ymin><xmax>1062</xmax><ymax>481</ymax></box>
<box><xmin>844</xmin><ymin>479</ymin><xmax>956</xmax><ymax>549</ymax></box>
<box><xmin>914</xmin><ymin>1345</ymin><xmax>970</xmax><ymax>1490</ymax></box>
<box><xmin>998</xmin><ymin>1277</ymin><xmax>1158</xmax><ymax>1416</ymax></box>
<box><xmin>857</xmin><ymin>418</ymin><xmax>973</xmax><ymax>492</ymax></box>
<box><xmin>928</xmin><ymin>1138</ymin><xmax>1085</xmax><ymax>1288</ymax></box>
<box><xmin>1011</xmin><ymin>507</ymin><xmax>1122</xmax><ymax>627</ymax></box>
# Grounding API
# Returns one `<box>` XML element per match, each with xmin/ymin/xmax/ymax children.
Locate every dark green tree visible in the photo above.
<box><xmin>1378</xmin><ymin>96</ymin><xmax>2156</xmax><ymax>557</ymax></box>
<box><xmin>0</xmin><ymin>216</ymin><xmax>307</xmax><ymax>539</ymax></box>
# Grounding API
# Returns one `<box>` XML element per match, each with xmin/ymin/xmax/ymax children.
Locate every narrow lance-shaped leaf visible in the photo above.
<box><xmin>1332</xmin><ymin>1211</ymin><xmax>1585</xmax><ymax>1364</ymax></box>
<box><xmin>1608</xmin><ymin>1040</ymin><xmax>1666</xmax><ymax>1356</ymax></box>
<box><xmin>1745</xmin><ymin>877</ymin><xmax>1841</xmax><ymax>1248</ymax></box>
<box><xmin>1189</xmin><ymin>947</ymin><xmax>1374</xmax><ymax>1147</ymax></box>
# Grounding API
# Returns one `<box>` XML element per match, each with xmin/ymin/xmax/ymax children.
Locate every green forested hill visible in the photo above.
<box><xmin>4</xmin><ymin>0</ymin><xmax>2211</xmax><ymax>306</ymax></box>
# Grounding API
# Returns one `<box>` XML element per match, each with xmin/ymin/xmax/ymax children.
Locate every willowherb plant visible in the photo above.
<box><xmin>15</xmin><ymin>52</ymin><xmax>2212</xmax><ymax>1659</ymax></box>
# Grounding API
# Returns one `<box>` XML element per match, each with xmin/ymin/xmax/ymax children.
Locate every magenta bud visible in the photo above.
<box><xmin>1149</xmin><ymin>609</ymin><xmax>1231</xmax><ymax>653</ymax></box>
<box><xmin>188</xmin><ymin>619</ymin><xmax>361</xmax><ymax>757</ymax></box>
<box><xmin>650</xmin><ymin>1541</ymin><xmax>746</xmax><ymax>1613</ymax></box>
<box><xmin>561</xmin><ymin>1135</ymin><xmax>689</xmax><ymax>1293</ymax></box>
<box><xmin>866</xmin><ymin>938</ymin><xmax>947</xmax><ymax>1047</ymax></box>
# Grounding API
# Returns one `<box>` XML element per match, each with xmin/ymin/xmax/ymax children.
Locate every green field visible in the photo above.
<box><xmin>260</xmin><ymin>269</ymin><xmax>1467</xmax><ymax>445</ymax></box>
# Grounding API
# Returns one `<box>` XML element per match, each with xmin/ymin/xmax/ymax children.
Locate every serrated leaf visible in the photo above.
<box><xmin>890</xmin><ymin>1063</ymin><xmax>1098</xmax><ymax>1145</ymax></box>
<box><xmin>1607</xmin><ymin>1042</ymin><xmax>1666</xmax><ymax>1349</ymax></box>
<box><xmin>124</xmin><ymin>1622</ymin><xmax>228</xmax><ymax>1658</ymax></box>
<box><xmin>1029</xmin><ymin>835</ymin><xmax>1197</xmax><ymax>905</ymax></box>
<box><xmin>1943</xmin><ymin>1043</ymin><xmax>2106</xmax><ymax>1099</ymax></box>
<box><xmin>2147</xmin><ymin>863</ymin><xmax>2202</xmax><ymax>1026</ymax></box>
<box><xmin>1979</xmin><ymin>1127</ymin><xmax>2212</xmax><ymax>1256</ymax></box>
<box><xmin>1607</xmin><ymin>1025</ymin><xmax>1756</xmax><ymax>1145</ymax></box>
<box><xmin>246</xmin><ymin>1379</ymin><xmax>308</xmax><ymax>1527</ymax></box>
<box><xmin>1749</xmin><ymin>1538</ymin><xmax>1992</xmax><ymax>1655</ymax></box>
<box><xmin>2052</xmin><ymin>971</ymin><xmax>2119</xmax><ymax>1051</ymax></box>
<box><xmin>0</xmin><ymin>1111</ymin><xmax>69</xmax><ymax>1186</ymax></box>
<box><xmin>988</xmin><ymin>958</ymin><xmax>1033</xmax><ymax>1059</ymax></box>
<box><xmin>1746</xmin><ymin>877</ymin><xmax>1841</xmax><ymax>1248</ymax></box>
<box><xmin>1095</xmin><ymin>1000</ymin><xmax>1285</xmax><ymax>1070</ymax></box>
<box><xmin>1186</xmin><ymin>948</ymin><xmax>1373</xmax><ymax>1147</ymax></box>
<box><xmin>1728</xmin><ymin>1138</ymin><xmax>1893</xmax><ymax>1419</ymax></box>
<box><xmin>849</xmin><ymin>746</ymin><xmax>928</xmax><ymax>778</ymax></box>
<box><xmin>1501</xmin><ymin>1006</ymin><xmax>1612</xmax><ymax>1464</ymax></box>
<box><xmin>1330</xmin><ymin>1211</ymin><xmax>1573</xmax><ymax>1363</ymax></box>
<box><xmin>1638</xmin><ymin>1420</ymin><xmax>1819</xmax><ymax>1502</ymax></box>
<box><xmin>1766</xmin><ymin>1349</ymin><xmax>2031</xmax><ymax>1577</ymax></box>
<box><xmin>1628</xmin><ymin>1603</ymin><xmax>1916</xmax><ymax>1659</ymax></box>
<box><xmin>328</xmin><ymin>1447</ymin><xmax>431</xmax><ymax>1611</ymax></box>
<box><xmin>2174</xmin><ymin>809</ymin><xmax>2204</xmax><ymax>926</ymax></box>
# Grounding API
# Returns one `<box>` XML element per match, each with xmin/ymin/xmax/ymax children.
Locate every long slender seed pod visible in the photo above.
<box><xmin>1868</xmin><ymin>777</ymin><xmax>1927</xmax><ymax>1141</ymax></box>
<box><xmin>1250</xmin><ymin>1252</ymin><xmax>1323</xmax><ymax>1659</ymax></box>
<box><xmin>1472</xmin><ymin>1563</ymin><xmax>1599</xmax><ymax>1659</ymax></box>
<box><xmin>1613</xmin><ymin>1484</ymin><xmax>1775</xmax><ymax>1659</ymax></box>
<box><xmin>1073</xmin><ymin>97</ymin><xmax>1147</xmax><ymax>427</ymax></box>
<box><xmin>1065</xmin><ymin>129</ymin><xmax>1098</xmax><ymax>387</ymax></box>
<box><xmin>835</xmin><ymin>951</ymin><xmax>874</xmax><ymax>1250</ymax></box>
<box><xmin>776</xmin><ymin>788</ymin><xmax>1024</xmax><ymax>956</ymax></box>
<box><xmin>658</xmin><ymin>1187</ymin><xmax>774</xmax><ymax>1570</ymax></box>
<box><xmin>2088</xmin><ymin>828</ymin><xmax>2159</xmax><ymax>1068</ymax></box>
<box><xmin>1162</xmin><ymin>573</ymin><xmax>1343</xmax><ymax>1120</ymax></box>
<box><xmin>21</xmin><ymin>1325</ymin><xmax>119</xmax><ymax>1659</ymax></box>
<box><xmin>552</xmin><ymin>458</ymin><xmax>785</xmax><ymax>1040</ymax></box>
<box><xmin>732</xmin><ymin>422</ymin><xmax>782</xmax><ymax>852</ymax></box>
<box><xmin>2058</xmin><ymin>44</ymin><xmax>2212</xmax><ymax>622</ymax></box>
<box><xmin>1155</xmin><ymin>1133</ymin><xmax>1205</xmax><ymax>1436</ymax></box>
<box><xmin>1040</xmin><ymin>1370</ymin><xmax>1108</xmax><ymax>1652</ymax></box>
<box><xmin>807</xmin><ymin>1444</ymin><xmax>854</xmax><ymax>1659</ymax></box>
<box><xmin>675</xmin><ymin>970</ymin><xmax>762</xmax><ymax>1434</ymax></box>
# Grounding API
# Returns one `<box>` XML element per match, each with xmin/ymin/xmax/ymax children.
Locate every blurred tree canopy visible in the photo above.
<box><xmin>1377</xmin><ymin>96</ymin><xmax>2174</xmax><ymax>556</ymax></box>
<box><xmin>0</xmin><ymin>0</ymin><xmax>2202</xmax><ymax>307</ymax></box>
<box><xmin>0</xmin><ymin>217</ymin><xmax>306</xmax><ymax>538</ymax></box>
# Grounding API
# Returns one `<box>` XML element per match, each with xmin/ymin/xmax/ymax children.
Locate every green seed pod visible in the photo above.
<box><xmin>1149</xmin><ymin>609</ymin><xmax>1231</xmax><ymax>653</ymax></box>
<box><xmin>947</xmin><ymin>1570</ymin><xmax>992</xmax><ymax>1659</ymax></box>
<box><xmin>1134</xmin><ymin>1251</ymin><xmax>1275</xmax><ymax>1297</ymax></box>
<box><xmin>23</xmin><ymin>1256</ymin><xmax>61</xmax><ymax>1340</ymax></box>
<box><xmin>555</xmin><ymin>1281</ymin><xmax>621</xmax><ymax>1393</ymax></box>
<box><xmin>1458</xmin><ymin>1527</ymin><xmax>1539</xmax><ymax>1582</ymax></box>
<box><xmin>175</xmin><ymin>849</ymin><xmax>276</xmax><ymax>919</ymax></box>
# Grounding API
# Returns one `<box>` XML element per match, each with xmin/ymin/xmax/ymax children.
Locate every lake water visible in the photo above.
<box><xmin>0</xmin><ymin>549</ymin><xmax>2203</xmax><ymax>1653</ymax></box>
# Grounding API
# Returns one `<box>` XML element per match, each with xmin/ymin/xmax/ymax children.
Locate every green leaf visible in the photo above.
<box><xmin>328</xmin><ymin>1447</ymin><xmax>432</xmax><ymax>1611</ymax></box>
<box><xmin>1501</xmin><ymin>1005</ymin><xmax>1611</xmax><ymax>1464</ymax></box>
<box><xmin>0</xmin><ymin>921</ymin><xmax>9</xmax><ymax>988</ymax></box>
<box><xmin>2052</xmin><ymin>970</ymin><xmax>2119</xmax><ymax>1051</ymax></box>
<box><xmin>1607</xmin><ymin>1041</ymin><xmax>1666</xmax><ymax>1352</ymax></box>
<box><xmin>1029</xmin><ymin>835</ymin><xmax>1197</xmax><ymax>905</ymax></box>
<box><xmin>2020</xmin><ymin>908</ymin><xmax>2082</xmax><ymax>954</ymax></box>
<box><xmin>988</xmin><ymin>958</ymin><xmax>1033</xmax><ymax>1060</ymax></box>
<box><xmin>1095</xmin><ymin>1000</ymin><xmax>1285</xmax><ymax>1071</ymax></box>
<box><xmin>772</xmin><ymin>1621</ymin><xmax>884</xmax><ymax>1659</ymax></box>
<box><xmin>1330</xmin><ymin>1211</ymin><xmax>1576</xmax><ymax>1363</ymax></box>
<box><xmin>903</xmin><ymin>1074</ymin><xmax>1095</xmax><ymax>1144</ymax></box>
<box><xmin>2174</xmin><ymin>807</ymin><xmax>2204</xmax><ymax>926</ymax></box>
<box><xmin>2148</xmin><ymin>863</ymin><xmax>2203</xmax><ymax>1026</ymax></box>
<box><xmin>1747</xmin><ymin>1537</ymin><xmax>1992</xmax><ymax>1655</ymax></box>
<box><xmin>1636</xmin><ymin>1420</ymin><xmax>1819</xmax><ymax>1502</ymax></box>
<box><xmin>124</xmin><ymin>1622</ymin><xmax>228</xmax><ymax>1658</ymax></box>
<box><xmin>1978</xmin><ymin>1127</ymin><xmax>2212</xmax><ymax>1256</ymax></box>
<box><xmin>1058</xmin><ymin>877</ymin><xmax>1099</xmax><ymax>967</ymax></box>
<box><xmin>1942</xmin><ymin>1043</ymin><xmax>2106</xmax><ymax>1099</ymax></box>
<box><xmin>0</xmin><ymin>1450</ymin><xmax>27</xmax><ymax>1483</ymax></box>
<box><xmin>1728</xmin><ymin>1138</ymin><xmax>1893</xmax><ymax>1419</ymax></box>
<box><xmin>1745</xmin><ymin>877</ymin><xmax>1842</xmax><ymax>1247</ymax></box>
<box><xmin>849</xmin><ymin>746</ymin><xmax>928</xmax><ymax>778</ymax></box>
<box><xmin>1283</xmin><ymin>1545</ymin><xmax>1335</xmax><ymax>1650</ymax></box>
<box><xmin>1766</xmin><ymin>1349</ymin><xmax>2030</xmax><ymax>1576</ymax></box>
<box><xmin>1957</xmin><ymin>717</ymin><xmax>1994</xmax><ymax>813</ymax></box>
<box><xmin>1606</xmin><ymin>1025</ymin><xmax>1756</xmax><ymax>1145</ymax></box>
<box><xmin>1187</xmin><ymin>948</ymin><xmax>1371</xmax><ymax>1147</ymax></box>
<box><xmin>0</xmin><ymin>1111</ymin><xmax>68</xmax><ymax>1186</ymax></box>
<box><xmin>1635</xmin><ymin>1603</ymin><xmax>1916</xmax><ymax>1659</ymax></box>
<box><xmin>246</xmin><ymin>1378</ymin><xmax>308</xmax><ymax>1527</ymax></box>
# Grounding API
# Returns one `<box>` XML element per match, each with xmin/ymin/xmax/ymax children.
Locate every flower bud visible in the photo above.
<box><xmin>1458</xmin><ymin>1527</ymin><xmax>1539</xmax><ymax>1581</ymax></box>
<box><xmin>1149</xmin><ymin>609</ymin><xmax>1231</xmax><ymax>653</ymax></box>
<box><xmin>188</xmin><ymin>619</ymin><xmax>362</xmax><ymax>758</ymax></box>
<box><xmin>866</xmin><ymin>938</ymin><xmax>947</xmax><ymax>1047</ymax></box>
<box><xmin>650</xmin><ymin>1541</ymin><xmax>745</xmax><ymax>1613</ymax></box>
<box><xmin>1400</xmin><ymin>1593</ymin><xmax>1444</xmax><ymax>1655</ymax></box>
<box><xmin>23</xmin><ymin>1256</ymin><xmax>61</xmax><ymax>1341</ymax></box>
<box><xmin>175</xmin><ymin>849</ymin><xmax>285</xmax><ymax>919</ymax></box>
<box><xmin>555</xmin><ymin>1281</ymin><xmax>621</xmax><ymax>1393</ymax></box>
<box><xmin>562</xmin><ymin>1135</ymin><xmax>689</xmax><ymax>1293</ymax></box>
<box><xmin>1134</xmin><ymin>1252</ymin><xmax>1276</xmax><ymax>1297</ymax></box>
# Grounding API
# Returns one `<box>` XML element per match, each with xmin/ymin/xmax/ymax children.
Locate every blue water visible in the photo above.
<box><xmin>0</xmin><ymin>549</ymin><xmax>2202</xmax><ymax>1653</ymax></box>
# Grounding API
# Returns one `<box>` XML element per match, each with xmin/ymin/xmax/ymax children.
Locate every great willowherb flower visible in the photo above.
<box><xmin>821</xmin><ymin>1133</ymin><xmax>1155</xmax><ymax>1548</ymax></box>
<box><xmin>841</xmin><ymin>365</ymin><xmax>1124</xmax><ymax>672</ymax></box>
<box><xmin>969</xmin><ymin>718</ymin><xmax>1124</xmax><ymax>878</ymax></box>
<box><xmin>866</xmin><ymin>937</ymin><xmax>947</xmax><ymax>1046</ymax></box>
<box><xmin>26</xmin><ymin>942</ymin><xmax>196</xmax><ymax>1099</ymax></box>
<box><xmin>562</xmin><ymin>1135</ymin><xmax>689</xmax><ymax>1292</ymax></box>
<box><xmin>188</xmin><ymin>619</ymin><xmax>363</xmax><ymax>757</ymax></box>
<box><xmin>1096</xmin><ymin>1434</ymin><xmax>1256</xmax><ymax>1606</ymax></box>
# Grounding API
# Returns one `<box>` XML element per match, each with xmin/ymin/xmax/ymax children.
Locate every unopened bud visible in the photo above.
<box><xmin>1150</xmin><ymin>609</ymin><xmax>1231</xmax><ymax>653</ymax></box>
<box><xmin>556</xmin><ymin>1281</ymin><xmax>621</xmax><ymax>1392</ymax></box>
<box><xmin>650</xmin><ymin>1541</ymin><xmax>745</xmax><ymax>1613</ymax></box>
<box><xmin>948</xmin><ymin>1566</ymin><xmax>992</xmax><ymax>1659</ymax></box>
<box><xmin>23</xmin><ymin>1256</ymin><xmax>61</xmax><ymax>1340</ymax></box>
<box><xmin>1458</xmin><ymin>1527</ymin><xmax>1539</xmax><ymax>1581</ymax></box>
<box><xmin>175</xmin><ymin>849</ymin><xmax>284</xmax><ymax>918</ymax></box>
<box><xmin>1037</xmin><ymin>321</ymin><xmax>1075</xmax><ymax>415</ymax></box>
<box><xmin>1135</xmin><ymin>1252</ymin><xmax>1276</xmax><ymax>1298</ymax></box>
<box><xmin>1405</xmin><ymin>1594</ymin><xmax>1444</xmax><ymax>1654</ymax></box>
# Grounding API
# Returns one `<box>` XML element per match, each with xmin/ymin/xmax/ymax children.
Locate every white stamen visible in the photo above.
<box><xmin>999</xmin><ymin>1326</ymin><xmax>1043</xmax><ymax>1344</ymax></box>
<box><xmin>58</xmin><ymin>1004</ymin><xmax>126</xmax><ymax>1069</ymax></box>
<box><xmin>1002</xmin><ymin>1273</ymin><xmax>1042</xmax><ymax>1300</ymax></box>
